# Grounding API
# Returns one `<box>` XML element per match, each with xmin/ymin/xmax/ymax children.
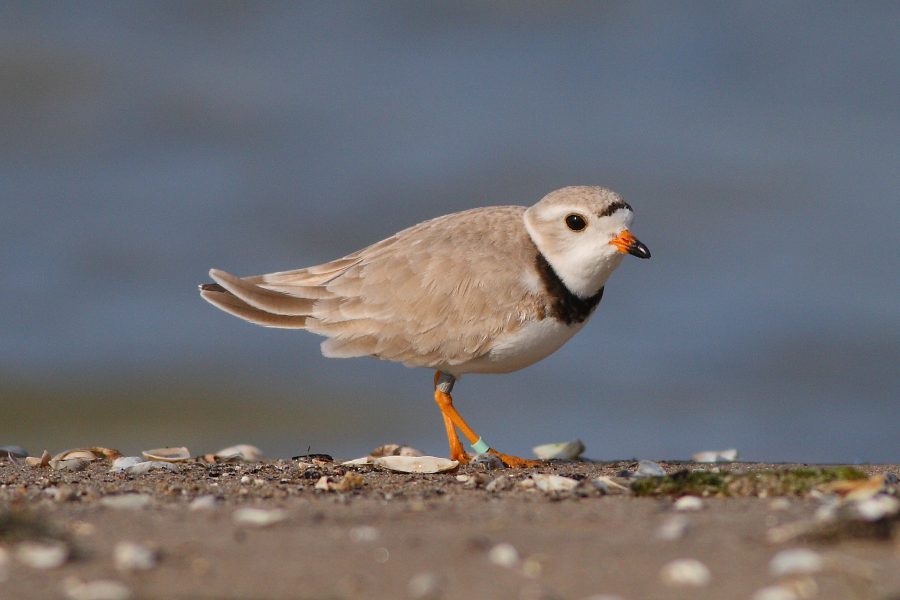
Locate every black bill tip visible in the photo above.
<box><xmin>629</xmin><ymin>241</ymin><xmax>651</xmax><ymax>259</ymax></box>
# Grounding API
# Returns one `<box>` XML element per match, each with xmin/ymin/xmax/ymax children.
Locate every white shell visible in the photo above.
<box><xmin>673</xmin><ymin>496</ymin><xmax>704</xmax><ymax>511</ymax></box>
<box><xmin>232</xmin><ymin>507</ymin><xmax>288</xmax><ymax>527</ymax></box>
<box><xmin>141</xmin><ymin>447</ymin><xmax>191</xmax><ymax>462</ymax></box>
<box><xmin>532</xmin><ymin>440</ymin><xmax>585</xmax><ymax>460</ymax></box>
<box><xmin>63</xmin><ymin>579</ymin><xmax>132</xmax><ymax>600</ymax></box>
<box><xmin>692</xmin><ymin>448</ymin><xmax>739</xmax><ymax>463</ymax></box>
<box><xmin>341</xmin><ymin>456</ymin><xmax>374</xmax><ymax>466</ymax></box>
<box><xmin>635</xmin><ymin>460</ymin><xmax>666</xmax><ymax>477</ymax></box>
<box><xmin>373</xmin><ymin>455</ymin><xmax>458</xmax><ymax>474</ymax></box>
<box><xmin>214</xmin><ymin>444</ymin><xmax>263</xmax><ymax>462</ymax></box>
<box><xmin>113</xmin><ymin>542</ymin><xmax>158</xmax><ymax>571</ymax></box>
<box><xmin>15</xmin><ymin>542</ymin><xmax>68</xmax><ymax>569</ymax></box>
<box><xmin>99</xmin><ymin>494</ymin><xmax>153</xmax><ymax>510</ymax></box>
<box><xmin>531</xmin><ymin>474</ymin><xmax>579</xmax><ymax>492</ymax></box>
<box><xmin>660</xmin><ymin>558</ymin><xmax>712</xmax><ymax>587</ymax></box>
<box><xmin>769</xmin><ymin>549</ymin><xmax>824</xmax><ymax>577</ymax></box>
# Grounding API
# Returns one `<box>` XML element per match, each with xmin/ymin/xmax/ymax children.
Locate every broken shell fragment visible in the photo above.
<box><xmin>532</xmin><ymin>440</ymin><xmax>585</xmax><ymax>460</ymax></box>
<box><xmin>232</xmin><ymin>507</ymin><xmax>288</xmax><ymax>527</ymax></box>
<box><xmin>660</xmin><ymin>558</ymin><xmax>711</xmax><ymax>587</ymax></box>
<box><xmin>692</xmin><ymin>448</ymin><xmax>738</xmax><ymax>463</ymax></box>
<box><xmin>373</xmin><ymin>455</ymin><xmax>458</xmax><ymax>474</ymax></box>
<box><xmin>531</xmin><ymin>474</ymin><xmax>579</xmax><ymax>493</ymax></box>
<box><xmin>15</xmin><ymin>541</ymin><xmax>69</xmax><ymax>569</ymax></box>
<box><xmin>341</xmin><ymin>456</ymin><xmax>375</xmax><ymax>466</ymax></box>
<box><xmin>213</xmin><ymin>444</ymin><xmax>264</xmax><ymax>462</ymax></box>
<box><xmin>141</xmin><ymin>447</ymin><xmax>191</xmax><ymax>463</ymax></box>
<box><xmin>26</xmin><ymin>450</ymin><xmax>52</xmax><ymax>468</ymax></box>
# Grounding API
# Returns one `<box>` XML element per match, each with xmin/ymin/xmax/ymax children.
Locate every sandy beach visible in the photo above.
<box><xmin>1</xmin><ymin>454</ymin><xmax>898</xmax><ymax>600</ymax></box>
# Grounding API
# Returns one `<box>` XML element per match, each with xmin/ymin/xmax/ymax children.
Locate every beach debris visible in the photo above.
<box><xmin>673</xmin><ymin>496</ymin><xmax>704</xmax><ymax>511</ymax></box>
<box><xmin>141</xmin><ymin>447</ymin><xmax>191</xmax><ymax>463</ymax></box>
<box><xmin>15</xmin><ymin>541</ymin><xmax>69</xmax><ymax>569</ymax></box>
<box><xmin>531</xmin><ymin>474</ymin><xmax>579</xmax><ymax>493</ymax></box>
<box><xmin>47</xmin><ymin>447</ymin><xmax>119</xmax><ymax>471</ymax></box>
<box><xmin>371</xmin><ymin>444</ymin><xmax>423</xmax><ymax>458</ymax></box>
<box><xmin>591</xmin><ymin>476</ymin><xmax>630</xmax><ymax>494</ymax></box>
<box><xmin>349</xmin><ymin>525</ymin><xmax>380</xmax><ymax>543</ymax></box>
<box><xmin>769</xmin><ymin>548</ymin><xmax>824</xmax><ymax>577</ymax></box>
<box><xmin>373</xmin><ymin>455</ymin><xmax>458</xmax><ymax>474</ymax></box>
<box><xmin>656</xmin><ymin>515</ymin><xmax>689</xmax><ymax>541</ymax></box>
<box><xmin>407</xmin><ymin>571</ymin><xmax>443</xmax><ymax>600</ymax></box>
<box><xmin>659</xmin><ymin>558</ymin><xmax>711</xmax><ymax>587</ymax></box>
<box><xmin>292</xmin><ymin>453</ymin><xmax>333</xmax><ymax>465</ymax></box>
<box><xmin>113</xmin><ymin>542</ymin><xmax>158</xmax><ymax>571</ymax></box>
<box><xmin>532</xmin><ymin>440</ymin><xmax>585</xmax><ymax>460</ymax></box>
<box><xmin>314</xmin><ymin>472</ymin><xmax>365</xmax><ymax>492</ymax></box>
<box><xmin>472</xmin><ymin>453</ymin><xmax>504</xmax><ymax>470</ymax></box>
<box><xmin>692</xmin><ymin>448</ymin><xmax>738</xmax><ymax>463</ymax></box>
<box><xmin>206</xmin><ymin>444</ymin><xmax>264</xmax><ymax>463</ymax></box>
<box><xmin>485</xmin><ymin>475</ymin><xmax>515</xmax><ymax>493</ymax></box>
<box><xmin>63</xmin><ymin>578</ymin><xmax>132</xmax><ymax>600</ymax></box>
<box><xmin>634</xmin><ymin>460</ymin><xmax>667</xmax><ymax>478</ymax></box>
<box><xmin>99</xmin><ymin>494</ymin><xmax>153</xmax><ymax>510</ymax></box>
<box><xmin>341</xmin><ymin>456</ymin><xmax>375</xmax><ymax>466</ymax></box>
<box><xmin>110</xmin><ymin>457</ymin><xmax>179</xmax><ymax>475</ymax></box>
<box><xmin>25</xmin><ymin>450</ymin><xmax>52</xmax><ymax>468</ymax></box>
<box><xmin>232</xmin><ymin>507</ymin><xmax>288</xmax><ymax>527</ymax></box>
<box><xmin>0</xmin><ymin>445</ymin><xmax>28</xmax><ymax>459</ymax></box>
<box><xmin>189</xmin><ymin>495</ymin><xmax>221</xmax><ymax>511</ymax></box>
<box><xmin>487</xmin><ymin>542</ymin><xmax>520</xmax><ymax>568</ymax></box>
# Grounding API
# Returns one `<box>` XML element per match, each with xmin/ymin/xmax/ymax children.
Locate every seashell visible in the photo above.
<box><xmin>113</xmin><ymin>542</ymin><xmax>158</xmax><ymax>571</ymax></box>
<box><xmin>99</xmin><ymin>494</ymin><xmax>153</xmax><ymax>510</ymax></box>
<box><xmin>15</xmin><ymin>541</ymin><xmax>69</xmax><ymax>569</ymax></box>
<box><xmin>232</xmin><ymin>507</ymin><xmax>287</xmax><ymax>527</ymax></box>
<box><xmin>141</xmin><ymin>447</ymin><xmax>191</xmax><ymax>463</ymax></box>
<box><xmin>63</xmin><ymin>579</ymin><xmax>132</xmax><ymax>600</ymax></box>
<box><xmin>124</xmin><ymin>461</ymin><xmax>180</xmax><ymax>476</ymax></box>
<box><xmin>769</xmin><ymin>548</ymin><xmax>823</xmax><ymax>577</ymax></box>
<box><xmin>673</xmin><ymin>496</ymin><xmax>704</xmax><ymax>511</ymax></box>
<box><xmin>592</xmin><ymin>476</ymin><xmax>630</xmax><ymax>493</ymax></box>
<box><xmin>531</xmin><ymin>474</ymin><xmax>579</xmax><ymax>493</ymax></box>
<box><xmin>487</xmin><ymin>543</ymin><xmax>520</xmax><ymax>568</ymax></box>
<box><xmin>373</xmin><ymin>455</ymin><xmax>458</xmax><ymax>474</ymax></box>
<box><xmin>341</xmin><ymin>456</ymin><xmax>375</xmax><ymax>466</ymax></box>
<box><xmin>51</xmin><ymin>459</ymin><xmax>90</xmax><ymax>472</ymax></box>
<box><xmin>26</xmin><ymin>450</ymin><xmax>52</xmax><ymax>468</ymax></box>
<box><xmin>370</xmin><ymin>444</ymin><xmax>423</xmax><ymax>458</ymax></box>
<box><xmin>213</xmin><ymin>444</ymin><xmax>264</xmax><ymax>462</ymax></box>
<box><xmin>532</xmin><ymin>440</ymin><xmax>585</xmax><ymax>460</ymax></box>
<box><xmin>851</xmin><ymin>495</ymin><xmax>900</xmax><ymax>521</ymax></box>
<box><xmin>692</xmin><ymin>449</ymin><xmax>738</xmax><ymax>463</ymax></box>
<box><xmin>656</xmin><ymin>515</ymin><xmax>689</xmax><ymax>541</ymax></box>
<box><xmin>188</xmin><ymin>495</ymin><xmax>220</xmax><ymax>511</ymax></box>
<box><xmin>485</xmin><ymin>475</ymin><xmax>515</xmax><ymax>493</ymax></box>
<box><xmin>660</xmin><ymin>558</ymin><xmax>711</xmax><ymax>587</ymax></box>
<box><xmin>634</xmin><ymin>460</ymin><xmax>666</xmax><ymax>478</ymax></box>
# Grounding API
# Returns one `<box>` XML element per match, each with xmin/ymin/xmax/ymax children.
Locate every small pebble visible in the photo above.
<box><xmin>673</xmin><ymin>496</ymin><xmax>704</xmax><ymax>511</ymax></box>
<box><xmin>486</xmin><ymin>475</ymin><xmax>514</xmax><ymax>493</ymax></box>
<box><xmin>63</xmin><ymin>578</ymin><xmax>132</xmax><ymax>600</ymax></box>
<box><xmin>656</xmin><ymin>515</ymin><xmax>689</xmax><ymax>541</ymax></box>
<box><xmin>488</xmin><ymin>542</ymin><xmax>520</xmax><ymax>568</ymax></box>
<box><xmin>635</xmin><ymin>460</ymin><xmax>666</xmax><ymax>478</ymax></box>
<box><xmin>232</xmin><ymin>507</ymin><xmax>288</xmax><ymax>527</ymax></box>
<box><xmin>15</xmin><ymin>541</ymin><xmax>69</xmax><ymax>569</ymax></box>
<box><xmin>113</xmin><ymin>542</ymin><xmax>158</xmax><ymax>571</ymax></box>
<box><xmin>407</xmin><ymin>571</ymin><xmax>443</xmax><ymax>600</ymax></box>
<box><xmin>472</xmin><ymin>453</ymin><xmax>504</xmax><ymax>470</ymax></box>
<box><xmin>769</xmin><ymin>548</ymin><xmax>824</xmax><ymax>577</ymax></box>
<box><xmin>109</xmin><ymin>457</ymin><xmax>143</xmax><ymax>472</ymax></box>
<box><xmin>99</xmin><ymin>494</ymin><xmax>153</xmax><ymax>510</ymax></box>
<box><xmin>189</xmin><ymin>495</ymin><xmax>220</xmax><ymax>511</ymax></box>
<box><xmin>660</xmin><ymin>558</ymin><xmax>711</xmax><ymax>587</ymax></box>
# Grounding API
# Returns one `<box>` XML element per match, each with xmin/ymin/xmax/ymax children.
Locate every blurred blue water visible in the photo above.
<box><xmin>1</xmin><ymin>3</ymin><xmax>898</xmax><ymax>462</ymax></box>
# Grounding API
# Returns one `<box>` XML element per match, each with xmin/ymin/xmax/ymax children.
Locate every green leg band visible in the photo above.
<box><xmin>471</xmin><ymin>438</ymin><xmax>491</xmax><ymax>454</ymax></box>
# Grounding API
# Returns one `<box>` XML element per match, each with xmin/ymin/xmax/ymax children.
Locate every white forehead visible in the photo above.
<box><xmin>528</xmin><ymin>186</ymin><xmax>633</xmax><ymax>226</ymax></box>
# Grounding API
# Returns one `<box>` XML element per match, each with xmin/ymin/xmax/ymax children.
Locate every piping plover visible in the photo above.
<box><xmin>200</xmin><ymin>186</ymin><xmax>650</xmax><ymax>466</ymax></box>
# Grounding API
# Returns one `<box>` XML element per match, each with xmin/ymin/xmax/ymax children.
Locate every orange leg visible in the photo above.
<box><xmin>433</xmin><ymin>371</ymin><xmax>541</xmax><ymax>468</ymax></box>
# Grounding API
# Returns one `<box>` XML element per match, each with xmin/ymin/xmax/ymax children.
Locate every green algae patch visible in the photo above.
<box><xmin>631</xmin><ymin>466</ymin><xmax>868</xmax><ymax>497</ymax></box>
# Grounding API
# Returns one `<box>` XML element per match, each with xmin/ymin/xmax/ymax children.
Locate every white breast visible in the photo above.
<box><xmin>449</xmin><ymin>317</ymin><xmax>588</xmax><ymax>375</ymax></box>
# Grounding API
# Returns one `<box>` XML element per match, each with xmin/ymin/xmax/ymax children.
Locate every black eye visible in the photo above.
<box><xmin>565</xmin><ymin>214</ymin><xmax>587</xmax><ymax>231</ymax></box>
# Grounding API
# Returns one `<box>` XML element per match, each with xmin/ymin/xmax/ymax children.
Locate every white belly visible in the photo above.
<box><xmin>449</xmin><ymin>317</ymin><xmax>588</xmax><ymax>375</ymax></box>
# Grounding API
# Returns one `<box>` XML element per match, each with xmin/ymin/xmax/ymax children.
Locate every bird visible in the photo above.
<box><xmin>199</xmin><ymin>186</ymin><xmax>650</xmax><ymax>467</ymax></box>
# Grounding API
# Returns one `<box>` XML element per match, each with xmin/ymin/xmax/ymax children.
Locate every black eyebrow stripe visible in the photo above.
<box><xmin>597</xmin><ymin>200</ymin><xmax>632</xmax><ymax>218</ymax></box>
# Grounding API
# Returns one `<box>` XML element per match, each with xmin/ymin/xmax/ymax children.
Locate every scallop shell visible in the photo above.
<box><xmin>141</xmin><ymin>447</ymin><xmax>191</xmax><ymax>462</ymax></box>
<box><xmin>373</xmin><ymin>455</ymin><xmax>458</xmax><ymax>474</ymax></box>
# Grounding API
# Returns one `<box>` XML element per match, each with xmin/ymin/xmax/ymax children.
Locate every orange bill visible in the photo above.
<box><xmin>609</xmin><ymin>229</ymin><xmax>651</xmax><ymax>259</ymax></box>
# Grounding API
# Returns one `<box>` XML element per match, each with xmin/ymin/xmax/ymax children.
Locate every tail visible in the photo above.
<box><xmin>199</xmin><ymin>270</ymin><xmax>310</xmax><ymax>329</ymax></box>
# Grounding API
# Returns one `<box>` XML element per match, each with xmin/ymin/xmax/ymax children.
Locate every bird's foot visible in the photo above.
<box><xmin>488</xmin><ymin>449</ymin><xmax>542</xmax><ymax>468</ymax></box>
<box><xmin>449</xmin><ymin>449</ymin><xmax>472</xmax><ymax>465</ymax></box>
